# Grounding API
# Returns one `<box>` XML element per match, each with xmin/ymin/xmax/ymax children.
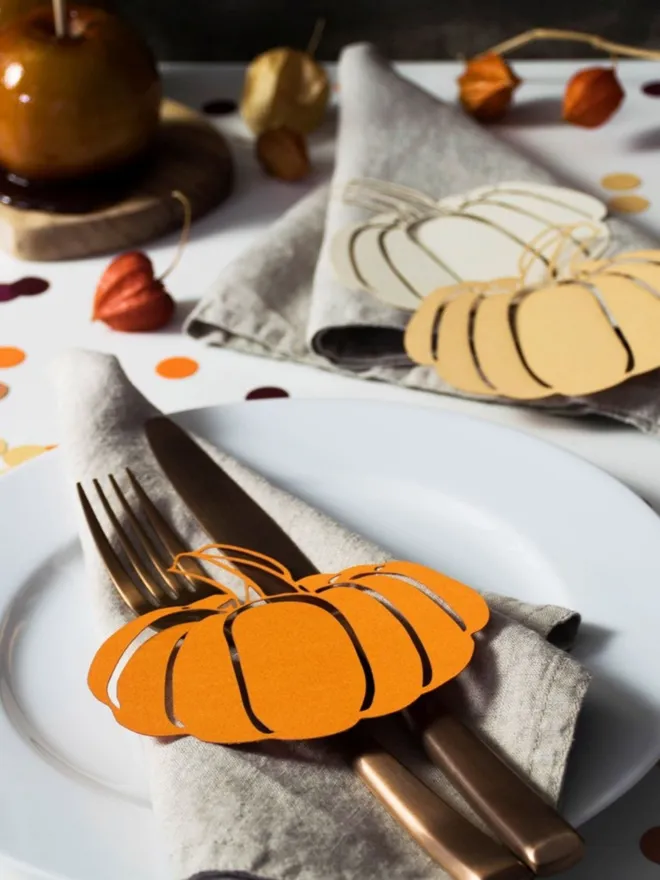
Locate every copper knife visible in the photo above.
<box><xmin>146</xmin><ymin>415</ymin><xmax>582</xmax><ymax>876</ymax></box>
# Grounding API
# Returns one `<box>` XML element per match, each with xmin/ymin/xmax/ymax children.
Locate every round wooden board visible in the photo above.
<box><xmin>0</xmin><ymin>99</ymin><xmax>234</xmax><ymax>261</ymax></box>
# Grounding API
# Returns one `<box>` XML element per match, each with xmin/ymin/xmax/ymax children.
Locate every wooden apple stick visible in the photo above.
<box><xmin>52</xmin><ymin>0</ymin><xmax>68</xmax><ymax>38</ymax></box>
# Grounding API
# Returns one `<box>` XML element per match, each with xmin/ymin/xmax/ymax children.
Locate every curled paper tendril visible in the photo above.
<box><xmin>516</xmin><ymin>220</ymin><xmax>611</xmax><ymax>286</ymax></box>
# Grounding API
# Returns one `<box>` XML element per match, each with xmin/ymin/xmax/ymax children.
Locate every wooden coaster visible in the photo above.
<box><xmin>0</xmin><ymin>99</ymin><xmax>234</xmax><ymax>261</ymax></box>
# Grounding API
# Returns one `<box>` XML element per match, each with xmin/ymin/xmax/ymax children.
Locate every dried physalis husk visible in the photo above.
<box><xmin>256</xmin><ymin>128</ymin><xmax>311</xmax><ymax>181</ymax></box>
<box><xmin>563</xmin><ymin>66</ymin><xmax>624</xmax><ymax>128</ymax></box>
<box><xmin>458</xmin><ymin>53</ymin><xmax>521</xmax><ymax>122</ymax></box>
<box><xmin>241</xmin><ymin>48</ymin><xmax>329</xmax><ymax>135</ymax></box>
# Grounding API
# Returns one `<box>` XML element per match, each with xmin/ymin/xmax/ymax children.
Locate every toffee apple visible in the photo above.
<box><xmin>0</xmin><ymin>3</ymin><xmax>161</xmax><ymax>180</ymax></box>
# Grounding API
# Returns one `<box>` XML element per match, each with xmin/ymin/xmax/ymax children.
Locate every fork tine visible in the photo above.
<box><xmin>125</xmin><ymin>468</ymin><xmax>207</xmax><ymax>592</ymax></box>
<box><xmin>77</xmin><ymin>482</ymin><xmax>152</xmax><ymax>616</ymax></box>
<box><xmin>93</xmin><ymin>478</ymin><xmax>168</xmax><ymax>605</ymax></box>
<box><xmin>107</xmin><ymin>474</ymin><xmax>181</xmax><ymax>601</ymax></box>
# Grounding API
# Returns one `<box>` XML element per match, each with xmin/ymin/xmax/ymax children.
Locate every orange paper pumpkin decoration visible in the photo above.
<box><xmin>88</xmin><ymin>546</ymin><xmax>489</xmax><ymax>743</ymax></box>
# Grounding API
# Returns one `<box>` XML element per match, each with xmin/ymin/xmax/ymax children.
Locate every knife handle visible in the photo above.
<box><xmin>349</xmin><ymin>734</ymin><xmax>531</xmax><ymax>880</ymax></box>
<box><xmin>411</xmin><ymin>707</ymin><xmax>584</xmax><ymax>876</ymax></box>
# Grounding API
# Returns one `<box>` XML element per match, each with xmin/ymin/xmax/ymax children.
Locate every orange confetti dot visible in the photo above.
<box><xmin>0</xmin><ymin>346</ymin><xmax>26</xmax><ymax>367</ymax></box>
<box><xmin>155</xmin><ymin>356</ymin><xmax>199</xmax><ymax>379</ymax></box>
<box><xmin>0</xmin><ymin>382</ymin><xmax>8</xmax><ymax>400</ymax></box>
<box><xmin>607</xmin><ymin>194</ymin><xmax>650</xmax><ymax>214</ymax></box>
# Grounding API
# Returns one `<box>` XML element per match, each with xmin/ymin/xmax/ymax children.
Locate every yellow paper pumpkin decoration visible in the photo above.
<box><xmin>404</xmin><ymin>248</ymin><xmax>660</xmax><ymax>398</ymax></box>
<box><xmin>88</xmin><ymin>546</ymin><xmax>489</xmax><ymax>744</ymax></box>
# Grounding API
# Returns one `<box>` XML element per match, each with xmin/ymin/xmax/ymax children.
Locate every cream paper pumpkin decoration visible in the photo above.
<box><xmin>331</xmin><ymin>179</ymin><xmax>610</xmax><ymax>310</ymax></box>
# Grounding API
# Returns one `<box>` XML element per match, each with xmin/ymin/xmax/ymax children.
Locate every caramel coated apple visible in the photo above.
<box><xmin>0</xmin><ymin>5</ymin><xmax>161</xmax><ymax>180</ymax></box>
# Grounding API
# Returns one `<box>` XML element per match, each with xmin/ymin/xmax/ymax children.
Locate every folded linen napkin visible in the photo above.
<box><xmin>55</xmin><ymin>349</ymin><xmax>590</xmax><ymax>880</ymax></box>
<box><xmin>185</xmin><ymin>42</ymin><xmax>660</xmax><ymax>435</ymax></box>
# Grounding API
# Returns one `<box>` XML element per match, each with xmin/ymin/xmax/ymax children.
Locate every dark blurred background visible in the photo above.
<box><xmin>114</xmin><ymin>0</ymin><xmax>659</xmax><ymax>61</ymax></box>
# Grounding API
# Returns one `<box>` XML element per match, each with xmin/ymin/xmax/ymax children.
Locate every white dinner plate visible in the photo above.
<box><xmin>2</xmin><ymin>399</ymin><xmax>660</xmax><ymax>880</ymax></box>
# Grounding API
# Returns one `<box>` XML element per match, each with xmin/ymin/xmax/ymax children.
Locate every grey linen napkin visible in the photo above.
<box><xmin>186</xmin><ymin>42</ymin><xmax>660</xmax><ymax>435</ymax></box>
<box><xmin>54</xmin><ymin>349</ymin><xmax>590</xmax><ymax>880</ymax></box>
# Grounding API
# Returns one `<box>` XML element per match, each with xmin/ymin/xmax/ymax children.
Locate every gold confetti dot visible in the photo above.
<box><xmin>3</xmin><ymin>445</ymin><xmax>51</xmax><ymax>468</ymax></box>
<box><xmin>607</xmin><ymin>194</ymin><xmax>650</xmax><ymax>214</ymax></box>
<box><xmin>155</xmin><ymin>356</ymin><xmax>199</xmax><ymax>379</ymax></box>
<box><xmin>0</xmin><ymin>346</ymin><xmax>26</xmax><ymax>368</ymax></box>
<box><xmin>0</xmin><ymin>438</ymin><xmax>7</xmax><ymax>455</ymax></box>
<box><xmin>0</xmin><ymin>382</ymin><xmax>7</xmax><ymax>400</ymax></box>
<box><xmin>601</xmin><ymin>172</ymin><xmax>642</xmax><ymax>190</ymax></box>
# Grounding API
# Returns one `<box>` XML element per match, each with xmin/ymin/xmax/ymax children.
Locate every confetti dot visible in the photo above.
<box><xmin>601</xmin><ymin>172</ymin><xmax>642</xmax><ymax>190</ymax></box>
<box><xmin>202</xmin><ymin>98</ymin><xmax>237</xmax><ymax>115</ymax></box>
<box><xmin>607</xmin><ymin>194</ymin><xmax>650</xmax><ymax>214</ymax></box>
<box><xmin>0</xmin><ymin>277</ymin><xmax>50</xmax><ymax>303</ymax></box>
<box><xmin>0</xmin><ymin>438</ymin><xmax>6</xmax><ymax>455</ymax></box>
<box><xmin>12</xmin><ymin>277</ymin><xmax>49</xmax><ymax>296</ymax></box>
<box><xmin>640</xmin><ymin>827</ymin><xmax>660</xmax><ymax>863</ymax></box>
<box><xmin>0</xmin><ymin>382</ymin><xmax>7</xmax><ymax>400</ymax></box>
<box><xmin>0</xmin><ymin>346</ymin><xmax>25</xmax><ymax>367</ymax></box>
<box><xmin>245</xmin><ymin>386</ymin><xmax>290</xmax><ymax>400</ymax></box>
<box><xmin>155</xmin><ymin>356</ymin><xmax>199</xmax><ymax>379</ymax></box>
<box><xmin>642</xmin><ymin>81</ymin><xmax>660</xmax><ymax>96</ymax></box>
<box><xmin>3</xmin><ymin>445</ymin><xmax>51</xmax><ymax>468</ymax></box>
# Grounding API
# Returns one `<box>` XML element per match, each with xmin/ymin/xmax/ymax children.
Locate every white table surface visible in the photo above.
<box><xmin>3</xmin><ymin>59</ymin><xmax>660</xmax><ymax>878</ymax></box>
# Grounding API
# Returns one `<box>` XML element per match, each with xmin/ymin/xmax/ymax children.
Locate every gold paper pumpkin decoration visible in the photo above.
<box><xmin>404</xmin><ymin>249</ymin><xmax>660</xmax><ymax>398</ymax></box>
<box><xmin>88</xmin><ymin>546</ymin><xmax>489</xmax><ymax>743</ymax></box>
<box><xmin>240</xmin><ymin>48</ymin><xmax>329</xmax><ymax>135</ymax></box>
<box><xmin>331</xmin><ymin>179</ymin><xmax>610</xmax><ymax>311</ymax></box>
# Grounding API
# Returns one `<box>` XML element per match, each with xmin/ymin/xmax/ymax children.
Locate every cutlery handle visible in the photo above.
<box><xmin>350</xmin><ymin>736</ymin><xmax>531</xmax><ymax>880</ymax></box>
<box><xmin>413</xmin><ymin>707</ymin><xmax>584</xmax><ymax>876</ymax></box>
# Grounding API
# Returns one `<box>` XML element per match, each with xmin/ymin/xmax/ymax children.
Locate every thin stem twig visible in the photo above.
<box><xmin>306</xmin><ymin>17</ymin><xmax>326</xmax><ymax>57</ymax></box>
<box><xmin>52</xmin><ymin>0</ymin><xmax>67</xmax><ymax>37</ymax></box>
<box><xmin>159</xmin><ymin>191</ymin><xmax>191</xmax><ymax>282</ymax></box>
<box><xmin>483</xmin><ymin>27</ymin><xmax>660</xmax><ymax>61</ymax></box>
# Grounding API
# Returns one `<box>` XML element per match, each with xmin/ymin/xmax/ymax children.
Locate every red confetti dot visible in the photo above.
<box><xmin>640</xmin><ymin>827</ymin><xmax>660</xmax><ymax>863</ymax></box>
<box><xmin>642</xmin><ymin>81</ymin><xmax>660</xmax><ymax>96</ymax></box>
<box><xmin>12</xmin><ymin>277</ymin><xmax>50</xmax><ymax>296</ymax></box>
<box><xmin>202</xmin><ymin>98</ymin><xmax>237</xmax><ymax>115</ymax></box>
<box><xmin>245</xmin><ymin>386</ymin><xmax>290</xmax><ymax>400</ymax></box>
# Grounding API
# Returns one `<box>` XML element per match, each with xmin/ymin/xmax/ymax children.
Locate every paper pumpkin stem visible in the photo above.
<box><xmin>169</xmin><ymin>543</ymin><xmax>304</xmax><ymax>602</ymax></box>
<box><xmin>517</xmin><ymin>221</ymin><xmax>610</xmax><ymax>285</ymax></box>
<box><xmin>342</xmin><ymin>178</ymin><xmax>438</xmax><ymax>219</ymax></box>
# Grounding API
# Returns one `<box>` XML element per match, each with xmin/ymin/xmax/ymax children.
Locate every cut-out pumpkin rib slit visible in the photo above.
<box><xmin>350</xmin><ymin>571</ymin><xmax>469</xmax><ymax>632</ymax></box>
<box><xmin>317</xmin><ymin>582</ymin><xmax>433</xmax><ymax>688</ymax></box>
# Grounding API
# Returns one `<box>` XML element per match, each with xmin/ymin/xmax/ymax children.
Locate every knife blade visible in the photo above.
<box><xmin>146</xmin><ymin>415</ymin><xmax>582</xmax><ymax>876</ymax></box>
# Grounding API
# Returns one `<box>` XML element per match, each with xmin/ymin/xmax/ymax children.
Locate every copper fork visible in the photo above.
<box><xmin>78</xmin><ymin>469</ymin><xmax>531</xmax><ymax>880</ymax></box>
